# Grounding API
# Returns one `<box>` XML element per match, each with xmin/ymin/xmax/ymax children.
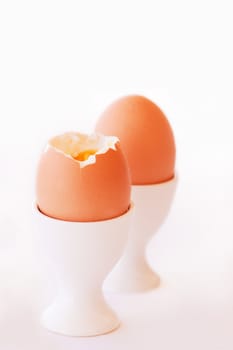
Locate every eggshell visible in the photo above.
<box><xmin>95</xmin><ymin>95</ymin><xmax>176</xmax><ymax>185</ymax></box>
<box><xmin>36</xmin><ymin>139</ymin><xmax>131</xmax><ymax>222</ymax></box>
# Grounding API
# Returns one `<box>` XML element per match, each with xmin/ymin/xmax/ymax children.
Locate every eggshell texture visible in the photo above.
<box><xmin>36</xmin><ymin>142</ymin><xmax>131</xmax><ymax>222</ymax></box>
<box><xmin>95</xmin><ymin>95</ymin><xmax>176</xmax><ymax>185</ymax></box>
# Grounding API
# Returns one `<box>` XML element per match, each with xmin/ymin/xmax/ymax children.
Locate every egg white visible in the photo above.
<box><xmin>45</xmin><ymin>132</ymin><xmax>119</xmax><ymax>168</ymax></box>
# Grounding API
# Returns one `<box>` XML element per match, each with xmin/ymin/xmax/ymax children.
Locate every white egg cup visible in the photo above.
<box><xmin>105</xmin><ymin>176</ymin><xmax>177</xmax><ymax>293</ymax></box>
<box><xmin>34</xmin><ymin>204</ymin><xmax>133</xmax><ymax>337</ymax></box>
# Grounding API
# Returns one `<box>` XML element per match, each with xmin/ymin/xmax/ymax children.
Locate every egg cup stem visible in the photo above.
<box><xmin>105</xmin><ymin>177</ymin><xmax>177</xmax><ymax>293</ymax></box>
<box><xmin>35</xmin><ymin>204</ymin><xmax>133</xmax><ymax>337</ymax></box>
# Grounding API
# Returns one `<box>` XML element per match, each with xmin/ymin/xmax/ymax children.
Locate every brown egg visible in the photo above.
<box><xmin>36</xmin><ymin>132</ymin><xmax>131</xmax><ymax>222</ymax></box>
<box><xmin>95</xmin><ymin>95</ymin><xmax>176</xmax><ymax>185</ymax></box>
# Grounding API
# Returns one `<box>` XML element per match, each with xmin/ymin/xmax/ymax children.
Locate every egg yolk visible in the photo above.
<box><xmin>73</xmin><ymin>149</ymin><xmax>97</xmax><ymax>161</ymax></box>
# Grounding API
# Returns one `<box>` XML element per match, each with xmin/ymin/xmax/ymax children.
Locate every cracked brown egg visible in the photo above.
<box><xmin>36</xmin><ymin>132</ymin><xmax>131</xmax><ymax>222</ymax></box>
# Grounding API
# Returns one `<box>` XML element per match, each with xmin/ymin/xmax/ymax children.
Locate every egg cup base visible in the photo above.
<box><xmin>41</xmin><ymin>297</ymin><xmax>120</xmax><ymax>337</ymax></box>
<box><xmin>104</xmin><ymin>258</ymin><xmax>160</xmax><ymax>293</ymax></box>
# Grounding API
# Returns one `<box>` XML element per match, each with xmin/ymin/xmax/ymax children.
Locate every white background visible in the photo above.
<box><xmin>0</xmin><ymin>0</ymin><xmax>233</xmax><ymax>349</ymax></box>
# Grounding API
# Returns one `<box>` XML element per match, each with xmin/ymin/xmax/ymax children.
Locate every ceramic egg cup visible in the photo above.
<box><xmin>35</xmin><ymin>204</ymin><xmax>133</xmax><ymax>337</ymax></box>
<box><xmin>105</xmin><ymin>176</ymin><xmax>177</xmax><ymax>293</ymax></box>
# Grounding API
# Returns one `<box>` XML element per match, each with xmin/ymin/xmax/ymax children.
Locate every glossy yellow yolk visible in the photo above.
<box><xmin>73</xmin><ymin>149</ymin><xmax>98</xmax><ymax>161</ymax></box>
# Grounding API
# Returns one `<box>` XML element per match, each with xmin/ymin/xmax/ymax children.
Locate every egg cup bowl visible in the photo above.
<box><xmin>34</xmin><ymin>203</ymin><xmax>134</xmax><ymax>337</ymax></box>
<box><xmin>104</xmin><ymin>175</ymin><xmax>177</xmax><ymax>293</ymax></box>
